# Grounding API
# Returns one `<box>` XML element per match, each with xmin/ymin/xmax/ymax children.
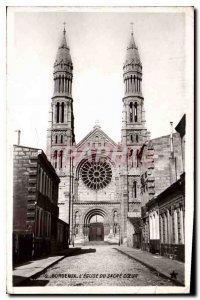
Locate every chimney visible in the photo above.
<box><xmin>15</xmin><ymin>130</ymin><xmax>21</xmax><ymax>145</ymax></box>
<box><xmin>170</xmin><ymin>122</ymin><xmax>174</xmax><ymax>157</ymax></box>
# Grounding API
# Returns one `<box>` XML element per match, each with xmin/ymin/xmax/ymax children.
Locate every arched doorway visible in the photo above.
<box><xmin>83</xmin><ymin>208</ymin><xmax>110</xmax><ymax>242</ymax></box>
<box><xmin>89</xmin><ymin>215</ymin><xmax>104</xmax><ymax>241</ymax></box>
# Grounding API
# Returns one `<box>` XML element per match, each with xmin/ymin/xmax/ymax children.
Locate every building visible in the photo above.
<box><xmin>139</xmin><ymin>115</ymin><xmax>185</xmax><ymax>261</ymax></box>
<box><xmin>46</xmin><ymin>26</ymin><xmax>152</xmax><ymax>245</ymax></box>
<box><xmin>13</xmin><ymin>145</ymin><xmax>68</xmax><ymax>264</ymax></box>
<box><xmin>45</xmin><ymin>26</ymin><xmax>185</xmax><ymax>250</ymax></box>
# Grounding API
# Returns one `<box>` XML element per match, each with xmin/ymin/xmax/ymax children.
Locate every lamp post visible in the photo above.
<box><xmin>72</xmin><ymin>225</ymin><xmax>75</xmax><ymax>247</ymax></box>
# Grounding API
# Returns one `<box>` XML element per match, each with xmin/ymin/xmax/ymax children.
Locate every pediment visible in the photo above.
<box><xmin>76</xmin><ymin>126</ymin><xmax>117</xmax><ymax>150</ymax></box>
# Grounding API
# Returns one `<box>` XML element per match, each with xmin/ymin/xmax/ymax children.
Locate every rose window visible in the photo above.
<box><xmin>81</xmin><ymin>160</ymin><xmax>112</xmax><ymax>190</ymax></box>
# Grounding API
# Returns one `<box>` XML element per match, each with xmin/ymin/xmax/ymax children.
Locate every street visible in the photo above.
<box><xmin>27</xmin><ymin>245</ymin><xmax>175</xmax><ymax>286</ymax></box>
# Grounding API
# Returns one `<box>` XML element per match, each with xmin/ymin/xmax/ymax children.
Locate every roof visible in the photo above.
<box><xmin>13</xmin><ymin>145</ymin><xmax>60</xmax><ymax>183</ymax></box>
<box><xmin>54</xmin><ymin>29</ymin><xmax>72</xmax><ymax>66</ymax></box>
<box><xmin>76</xmin><ymin>124</ymin><xmax>117</xmax><ymax>149</ymax></box>
<box><xmin>124</xmin><ymin>32</ymin><xmax>141</xmax><ymax>66</ymax></box>
<box><xmin>146</xmin><ymin>173</ymin><xmax>185</xmax><ymax>208</ymax></box>
<box><xmin>175</xmin><ymin>114</ymin><xmax>186</xmax><ymax>137</ymax></box>
<box><xmin>150</xmin><ymin>132</ymin><xmax>179</xmax><ymax>143</ymax></box>
<box><xmin>13</xmin><ymin>144</ymin><xmax>40</xmax><ymax>151</ymax></box>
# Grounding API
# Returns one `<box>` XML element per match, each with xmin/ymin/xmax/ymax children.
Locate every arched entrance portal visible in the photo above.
<box><xmin>89</xmin><ymin>215</ymin><xmax>104</xmax><ymax>241</ymax></box>
<box><xmin>83</xmin><ymin>209</ymin><xmax>110</xmax><ymax>242</ymax></box>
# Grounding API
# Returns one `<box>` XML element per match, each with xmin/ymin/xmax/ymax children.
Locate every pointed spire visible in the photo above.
<box><xmin>59</xmin><ymin>22</ymin><xmax>68</xmax><ymax>50</ymax></box>
<box><xmin>63</xmin><ymin>22</ymin><xmax>66</xmax><ymax>35</ymax></box>
<box><xmin>125</xmin><ymin>23</ymin><xmax>141</xmax><ymax>65</ymax></box>
<box><xmin>127</xmin><ymin>22</ymin><xmax>137</xmax><ymax>50</ymax></box>
<box><xmin>54</xmin><ymin>23</ymin><xmax>72</xmax><ymax>67</ymax></box>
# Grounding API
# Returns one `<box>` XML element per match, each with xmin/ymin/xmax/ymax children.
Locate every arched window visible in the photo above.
<box><xmin>129</xmin><ymin>102</ymin><xmax>133</xmax><ymax>122</ymax></box>
<box><xmin>136</xmin><ymin>77</ymin><xmax>138</xmax><ymax>92</ymax></box>
<box><xmin>61</xmin><ymin>102</ymin><xmax>64</xmax><ymax>123</ymax></box>
<box><xmin>69</xmin><ymin>80</ymin><xmax>72</xmax><ymax>94</ymax></box>
<box><xmin>136</xmin><ymin>150</ymin><xmax>139</xmax><ymax>168</ymax></box>
<box><xmin>134</xmin><ymin>102</ymin><xmax>138</xmax><ymax>122</ymax></box>
<box><xmin>55</xmin><ymin>135</ymin><xmax>58</xmax><ymax>144</ymax></box>
<box><xmin>130</xmin><ymin>75</ymin><xmax>133</xmax><ymax>93</ymax></box>
<box><xmin>60</xmin><ymin>150</ymin><xmax>63</xmax><ymax>169</ymax></box>
<box><xmin>62</xmin><ymin>76</ymin><xmax>64</xmax><ymax>93</ymax></box>
<box><xmin>65</xmin><ymin>77</ymin><xmax>67</xmax><ymax>93</ymax></box>
<box><xmin>134</xmin><ymin>181</ymin><xmax>137</xmax><ymax>198</ymax></box>
<box><xmin>130</xmin><ymin>134</ymin><xmax>133</xmax><ymax>143</ymax></box>
<box><xmin>56</xmin><ymin>102</ymin><xmax>60</xmax><ymax>123</ymax></box>
<box><xmin>136</xmin><ymin>134</ymin><xmax>139</xmax><ymax>143</ymax></box>
<box><xmin>54</xmin><ymin>150</ymin><xmax>58</xmax><ymax>169</ymax></box>
<box><xmin>61</xmin><ymin>135</ymin><xmax>63</xmax><ymax>144</ymax></box>
<box><xmin>58</xmin><ymin>75</ymin><xmax>61</xmax><ymax>93</ymax></box>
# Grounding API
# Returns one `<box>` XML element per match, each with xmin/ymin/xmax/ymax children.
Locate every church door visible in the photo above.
<box><xmin>89</xmin><ymin>222</ymin><xmax>104</xmax><ymax>241</ymax></box>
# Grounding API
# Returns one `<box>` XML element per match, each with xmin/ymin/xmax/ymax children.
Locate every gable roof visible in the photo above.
<box><xmin>76</xmin><ymin>125</ymin><xmax>117</xmax><ymax>149</ymax></box>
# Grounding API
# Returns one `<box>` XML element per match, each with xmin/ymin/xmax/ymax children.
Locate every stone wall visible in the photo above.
<box><xmin>57</xmin><ymin>175</ymin><xmax>70</xmax><ymax>223</ymax></box>
<box><xmin>13</xmin><ymin>145</ymin><xmax>66</xmax><ymax>263</ymax></box>
<box><xmin>13</xmin><ymin>145</ymin><xmax>39</xmax><ymax>233</ymax></box>
<box><xmin>151</xmin><ymin>133</ymin><xmax>182</xmax><ymax>197</ymax></box>
<box><xmin>126</xmin><ymin>219</ymin><xmax>135</xmax><ymax>247</ymax></box>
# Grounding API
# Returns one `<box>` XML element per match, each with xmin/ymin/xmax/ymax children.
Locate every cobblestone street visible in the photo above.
<box><xmin>28</xmin><ymin>245</ymin><xmax>176</xmax><ymax>286</ymax></box>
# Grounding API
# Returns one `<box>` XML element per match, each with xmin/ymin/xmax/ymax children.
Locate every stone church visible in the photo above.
<box><xmin>46</xmin><ymin>26</ymin><xmax>151</xmax><ymax>245</ymax></box>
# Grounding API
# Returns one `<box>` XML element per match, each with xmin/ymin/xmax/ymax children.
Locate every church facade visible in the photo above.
<box><xmin>46</xmin><ymin>26</ymin><xmax>151</xmax><ymax>245</ymax></box>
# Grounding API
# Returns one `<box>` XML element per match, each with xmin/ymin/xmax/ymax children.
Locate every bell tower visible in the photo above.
<box><xmin>46</xmin><ymin>24</ymin><xmax>75</xmax><ymax>225</ymax></box>
<box><xmin>121</xmin><ymin>23</ymin><xmax>148</xmax><ymax>152</ymax></box>
<box><xmin>120</xmin><ymin>24</ymin><xmax>150</xmax><ymax>245</ymax></box>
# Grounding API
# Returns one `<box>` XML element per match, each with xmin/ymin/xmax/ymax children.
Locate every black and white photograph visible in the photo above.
<box><xmin>6</xmin><ymin>6</ymin><xmax>194</xmax><ymax>294</ymax></box>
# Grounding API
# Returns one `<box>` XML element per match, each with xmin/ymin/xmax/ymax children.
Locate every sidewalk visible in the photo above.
<box><xmin>13</xmin><ymin>247</ymin><xmax>80</xmax><ymax>286</ymax></box>
<box><xmin>115</xmin><ymin>246</ymin><xmax>185</xmax><ymax>286</ymax></box>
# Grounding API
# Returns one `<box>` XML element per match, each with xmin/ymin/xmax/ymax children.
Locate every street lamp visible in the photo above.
<box><xmin>72</xmin><ymin>225</ymin><xmax>76</xmax><ymax>247</ymax></box>
<box><xmin>118</xmin><ymin>224</ymin><xmax>121</xmax><ymax>246</ymax></box>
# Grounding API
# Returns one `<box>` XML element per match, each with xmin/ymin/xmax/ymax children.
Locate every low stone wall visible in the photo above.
<box><xmin>161</xmin><ymin>243</ymin><xmax>185</xmax><ymax>262</ymax></box>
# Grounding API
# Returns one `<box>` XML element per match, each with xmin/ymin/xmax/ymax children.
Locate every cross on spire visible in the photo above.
<box><xmin>94</xmin><ymin>120</ymin><xmax>101</xmax><ymax>129</ymax></box>
<box><xmin>130</xmin><ymin>22</ymin><xmax>134</xmax><ymax>35</ymax></box>
<box><xmin>95</xmin><ymin>120</ymin><xmax>100</xmax><ymax>126</ymax></box>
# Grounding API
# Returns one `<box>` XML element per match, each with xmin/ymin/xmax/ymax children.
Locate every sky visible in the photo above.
<box><xmin>7</xmin><ymin>7</ymin><xmax>189</xmax><ymax>151</ymax></box>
